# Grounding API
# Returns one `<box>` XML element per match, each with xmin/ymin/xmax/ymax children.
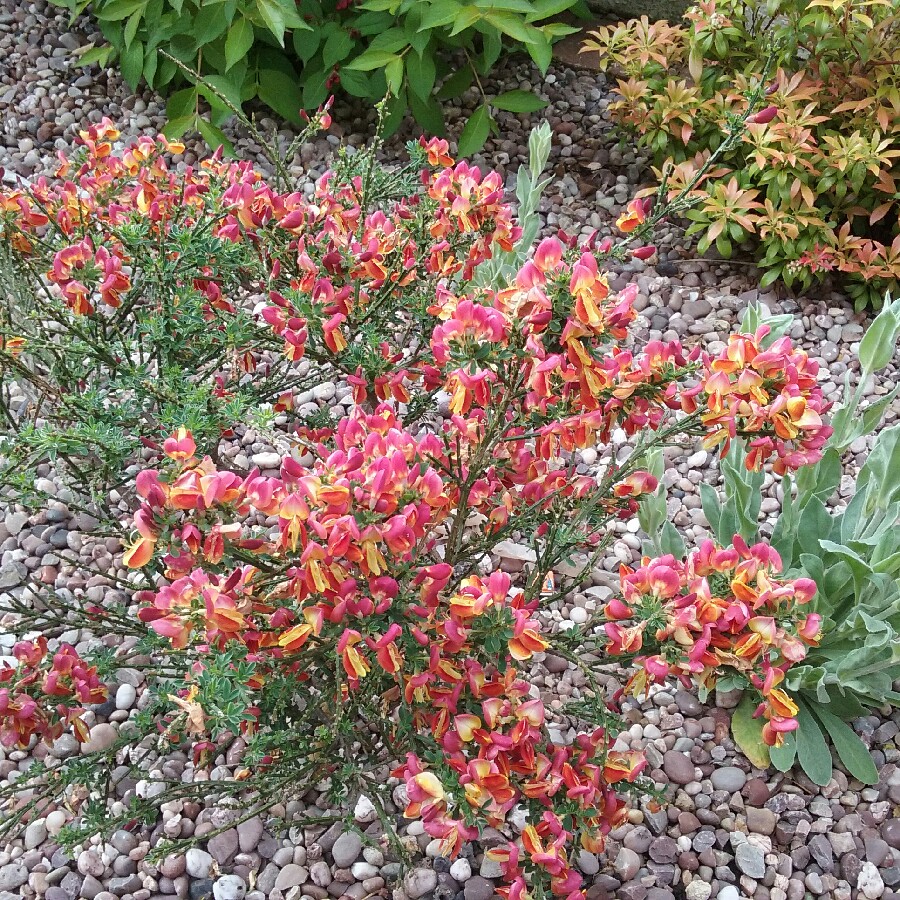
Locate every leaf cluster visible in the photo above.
<box><xmin>56</xmin><ymin>0</ymin><xmax>586</xmax><ymax>154</ymax></box>
<box><xmin>586</xmin><ymin>0</ymin><xmax>900</xmax><ymax>309</ymax></box>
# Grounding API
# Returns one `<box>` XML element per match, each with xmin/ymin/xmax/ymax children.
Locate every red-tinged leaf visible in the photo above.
<box><xmin>870</xmin><ymin>203</ymin><xmax>892</xmax><ymax>226</ymax></box>
<box><xmin>707</xmin><ymin>219</ymin><xmax>725</xmax><ymax>242</ymax></box>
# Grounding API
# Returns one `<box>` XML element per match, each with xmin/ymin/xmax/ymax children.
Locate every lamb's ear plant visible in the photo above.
<box><xmin>705</xmin><ymin>296</ymin><xmax>900</xmax><ymax>786</ymax></box>
<box><xmin>474</xmin><ymin>120</ymin><xmax>553</xmax><ymax>287</ymax></box>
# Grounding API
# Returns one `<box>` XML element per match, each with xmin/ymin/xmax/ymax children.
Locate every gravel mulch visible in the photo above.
<box><xmin>1</xmin><ymin>3</ymin><xmax>899</xmax><ymax>900</ymax></box>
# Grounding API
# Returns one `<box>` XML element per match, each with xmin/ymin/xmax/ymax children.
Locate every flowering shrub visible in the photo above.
<box><xmin>0</xmin><ymin>121</ymin><xmax>873</xmax><ymax>890</ymax></box>
<box><xmin>0</xmin><ymin>116</ymin><xmax>335</xmax><ymax>520</ymax></box>
<box><xmin>584</xmin><ymin>0</ymin><xmax>900</xmax><ymax>308</ymax></box>
<box><xmin>603</xmin><ymin>536</ymin><xmax>821</xmax><ymax>747</ymax></box>
<box><xmin>0</xmin><ymin>638</ymin><xmax>106</xmax><ymax>748</ymax></box>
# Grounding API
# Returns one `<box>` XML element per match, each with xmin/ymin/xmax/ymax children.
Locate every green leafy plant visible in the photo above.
<box><xmin>56</xmin><ymin>0</ymin><xmax>584</xmax><ymax>152</ymax></box>
<box><xmin>585</xmin><ymin>0</ymin><xmax>900</xmax><ymax>309</ymax></box>
<box><xmin>696</xmin><ymin>296</ymin><xmax>900</xmax><ymax>785</ymax></box>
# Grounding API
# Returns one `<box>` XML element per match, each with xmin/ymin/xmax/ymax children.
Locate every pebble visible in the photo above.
<box><xmin>250</xmin><ymin>451</ymin><xmax>281</xmax><ymax>469</ymax></box>
<box><xmin>464</xmin><ymin>876</ymin><xmax>495</xmax><ymax>900</ymax></box>
<box><xmin>115</xmin><ymin>683</ymin><xmax>136</xmax><ymax>710</ymax></box>
<box><xmin>686</xmin><ymin>882</ymin><xmax>712</xmax><ymax>900</ymax></box>
<box><xmin>0</xmin><ymin>862</ymin><xmax>28</xmax><ymax>891</ymax></box>
<box><xmin>0</xmin><ymin>15</ymin><xmax>898</xmax><ymax>900</ymax></box>
<box><xmin>710</xmin><ymin>766</ymin><xmax>747</xmax><ymax>792</ymax></box>
<box><xmin>82</xmin><ymin>722</ymin><xmax>118</xmax><ymax>753</ymax></box>
<box><xmin>860</xmin><ymin>863</ymin><xmax>886</xmax><ymax>900</ymax></box>
<box><xmin>331</xmin><ymin>832</ymin><xmax>362</xmax><ymax>867</ymax></box>
<box><xmin>212</xmin><ymin>875</ymin><xmax>246</xmax><ymax>900</ymax></box>
<box><xmin>615</xmin><ymin>847</ymin><xmax>642</xmax><ymax>881</ymax></box>
<box><xmin>403</xmin><ymin>867</ymin><xmax>438</xmax><ymax>899</ymax></box>
<box><xmin>450</xmin><ymin>858</ymin><xmax>472</xmax><ymax>882</ymax></box>
<box><xmin>24</xmin><ymin>818</ymin><xmax>47</xmax><ymax>849</ymax></box>
<box><xmin>185</xmin><ymin>849</ymin><xmax>214</xmax><ymax>880</ymax></box>
<box><xmin>884</xmin><ymin>820</ymin><xmax>900</xmax><ymax>850</ymax></box>
<box><xmin>663</xmin><ymin>750</ymin><xmax>696</xmax><ymax>785</ymax></box>
<box><xmin>736</xmin><ymin>843</ymin><xmax>767</xmax><ymax>879</ymax></box>
<box><xmin>274</xmin><ymin>864</ymin><xmax>308</xmax><ymax>892</ymax></box>
<box><xmin>746</xmin><ymin>807</ymin><xmax>777</xmax><ymax>835</ymax></box>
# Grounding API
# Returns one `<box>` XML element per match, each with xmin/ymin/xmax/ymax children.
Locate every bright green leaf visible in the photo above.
<box><xmin>384</xmin><ymin>55</ymin><xmax>404</xmax><ymax>95</ymax></box>
<box><xmin>491</xmin><ymin>89</ymin><xmax>547</xmax><ymax>113</ymax></box>
<box><xmin>256</xmin><ymin>0</ymin><xmax>286</xmax><ymax>45</ymax></box>
<box><xmin>456</xmin><ymin>103</ymin><xmax>491</xmax><ymax>157</ymax></box>
<box><xmin>161</xmin><ymin>115</ymin><xmax>194</xmax><ymax>140</ymax></box>
<box><xmin>406</xmin><ymin>49</ymin><xmax>436</xmax><ymax>100</ymax></box>
<box><xmin>526</xmin><ymin>32</ymin><xmax>552</xmax><ymax>73</ymax></box>
<box><xmin>344</xmin><ymin>49</ymin><xmax>401</xmax><ymax>71</ymax></box>
<box><xmin>419</xmin><ymin>1</ymin><xmax>461</xmax><ymax>30</ymax></box>
<box><xmin>225</xmin><ymin>18</ymin><xmax>255</xmax><ymax>71</ymax></box>
<box><xmin>95</xmin><ymin>0</ymin><xmax>146</xmax><ymax>21</ymax></box>
<box><xmin>78</xmin><ymin>44</ymin><xmax>114</xmax><ymax>67</ymax></box>
<box><xmin>196</xmin><ymin>116</ymin><xmax>235</xmax><ymax>156</ymax></box>
<box><xmin>165</xmin><ymin>87</ymin><xmax>198</xmax><ymax>120</ymax></box>
<box><xmin>323</xmin><ymin>29</ymin><xmax>355</xmax><ymax>68</ymax></box>
<box><xmin>257</xmin><ymin>67</ymin><xmax>304</xmax><ymax>123</ymax></box>
<box><xmin>120</xmin><ymin>38</ymin><xmax>145</xmax><ymax>86</ymax></box>
<box><xmin>123</xmin><ymin>8</ymin><xmax>142</xmax><ymax>47</ymax></box>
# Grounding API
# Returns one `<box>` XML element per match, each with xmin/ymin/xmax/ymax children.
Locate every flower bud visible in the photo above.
<box><xmin>631</xmin><ymin>245</ymin><xmax>656</xmax><ymax>260</ymax></box>
<box><xmin>748</xmin><ymin>106</ymin><xmax>778</xmax><ymax>125</ymax></box>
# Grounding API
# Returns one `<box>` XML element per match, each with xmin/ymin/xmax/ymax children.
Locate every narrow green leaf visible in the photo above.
<box><xmin>436</xmin><ymin>67</ymin><xmax>473</xmax><ymax>100</ymax></box>
<box><xmin>526</xmin><ymin>32</ymin><xmax>552</xmax><ymax>73</ymax></box>
<box><xmin>257</xmin><ymin>67</ymin><xmax>304</xmax><ymax>123</ymax></box>
<box><xmin>301</xmin><ymin>67</ymin><xmax>330</xmax><ymax>110</ymax></box>
<box><xmin>490</xmin><ymin>89</ymin><xmax>547</xmax><ymax>113</ymax></box>
<box><xmin>78</xmin><ymin>44</ymin><xmax>114</xmax><ymax>67</ymax></box>
<box><xmin>344</xmin><ymin>49</ymin><xmax>401</xmax><ymax>71</ymax></box>
<box><xmin>859</xmin><ymin>296</ymin><xmax>900</xmax><ymax>376</ymax></box>
<box><xmin>409</xmin><ymin>90</ymin><xmax>445</xmax><ymax>136</ymax></box>
<box><xmin>123</xmin><ymin>8</ymin><xmax>142</xmax><ymax>47</ymax></box>
<box><xmin>323</xmin><ymin>29</ymin><xmax>355</xmax><ymax>67</ymax></box>
<box><xmin>418</xmin><ymin>1</ymin><xmax>461</xmax><ymax>29</ymax></box>
<box><xmin>731</xmin><ymin>693</ymin><xmax>770</xmax><ymax>768</ymax></box>
<box><xmin>525</xmin><ymin>0</ymin><xmax>578</xmax><ymax>21</ymax></box>
<box><xmin>225</xmin><ymin>18</ymin><xmax>255</xmax><ymax>71</ymax></box>
<box><xmin>384</xmin><ymin>55</ymin><xmax>404</xmax><ymax>95</ymax></box>
<box><xmin>256</xmin><ymin>0</ymin><xmax>286</xmax><ymax>45</ymax></box>
<box><xmin>796</xmin><ymin>700</ymin><xmax>834</xmax><ymax>787</ymax></box>
<box><xmin>406</xmin><ymin>49</ymin><xmax>436</xmax><ymax>101</ymax></box>
<box><xmin>456</xmin><ymin>103</ymin><xmax>490</xmax><ymax>157</ymax></box>
<box><xmin>165</xmin><ymin>87</ymin><xmax>198</xmax><ymax>120</ymax></box>
<box><xmin>813</xmin><ymin>706</ymin><xmax>878</xmax><ymax>785</ymax></box>
<box><xmin>161</xmin><ymin>115</ymin><xmax>194</xmax><ymax>140</ymax></box>
<box><xmin>337</xmin><ymin>67</ymin><xmax>379</xmax><ymax>99</ymax></box>
<box><xmin>450</xmin><ymin>6</ymin><xmax>481</xmax><ymax>35</ymax></box>
<box><xmin>120</xmin><ymin>38</ymin><xmax>145</xmax><ymax>86</ymax></box>
<box><xmin>196</xmin><ymin>116</ymin><xmax>235</xmax><ymax>156</ymax></box>
<box><xmin>94</xmin><ymin>0</ymin><xmax>146</xmax><ymax>20</ymax></box>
